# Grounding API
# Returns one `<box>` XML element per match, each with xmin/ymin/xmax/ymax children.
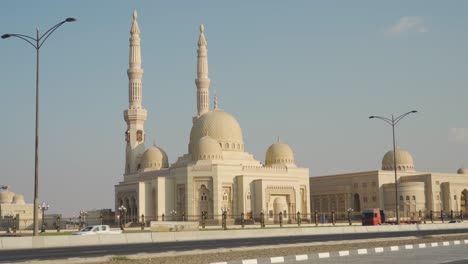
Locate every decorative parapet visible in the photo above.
<box><xmin>242</xmin><ymin>165</ymin><xmax>288</xmax><ymax>172</ymax></box>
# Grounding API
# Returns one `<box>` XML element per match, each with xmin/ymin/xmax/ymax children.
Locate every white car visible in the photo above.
<box><xmin>72</xmin><ymin>225</ymin><xmax>122</xmax><ymax>235</ymax></box>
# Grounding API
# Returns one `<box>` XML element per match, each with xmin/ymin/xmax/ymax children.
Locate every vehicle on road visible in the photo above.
<box><xmin>72</xmin><ymin>225</ymin><xmax>122</xmax><ymax>235</ymax></box>
<box><xmin>362</xmin><ymin>208</ymin><xmax>385</xmax><ymax>225</ymax></box>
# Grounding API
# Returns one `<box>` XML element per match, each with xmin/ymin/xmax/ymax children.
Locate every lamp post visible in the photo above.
<box><xmin>170</xmin><ymin>210</ymin><xmax>177</xmax><ymax>221</ymax></box>
<box><xmin>79</xmin><ymin>210</ymin><xmax>88</xmax><ymax>228</ymax></box>
<box><xmin>2</xmin><ymin>17</ymin><xmax>76</xmax><ymax>236</ymax></box>
<box><xmin>369</xmin><ymin>110</ymin><xmax>417</xmax><ymax>225</ymax></box>
<box><xmin>38</xmin><ymin>202</ymin><xmax>49</xmax><ymax>233</ymax></box>
<box><xmin>118</xmin><ymin>205</ymin><xmax>127</xmax><ymax>230</ymax></box>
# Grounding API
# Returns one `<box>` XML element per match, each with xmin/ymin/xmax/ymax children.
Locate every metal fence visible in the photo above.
<box><xmin>1</xmin><ymin>209</ymin><xmax>465</xmax><ymax>232</ymax></box>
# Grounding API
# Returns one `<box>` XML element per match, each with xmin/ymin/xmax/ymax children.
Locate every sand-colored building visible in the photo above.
<box><xmin>115</xmin><ymin>11</ymin><xmax>310</xmax><ymax>223</ymax></box>
<box><xmin>0</xmin><ymin>186</ymin><xmax>33</xmax><ymax>229</ymax></box>
<box><xmin>310</xmin><ymin>148</ymin><xmax>468</xmax><ymax>217</ymax></box>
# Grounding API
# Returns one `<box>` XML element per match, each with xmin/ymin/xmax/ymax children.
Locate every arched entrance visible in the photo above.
<box><xmin>198</xmin><ymin>184</ymin><xmax>210</xmax><ymax>218</ymax></box>
<box><xmin>273</xmin><ymin>196</ymin><xmax>288</xmax><ymax>223</ymax></box>
<box><xmin>461</xmin><ymin>189</ymin><xmax>468</xmax><ymax>213</ymax></box>
<box><xmin>354</xmin><ymin>193</ymin><xmax>361</xmax><ymax>211</ymax></box>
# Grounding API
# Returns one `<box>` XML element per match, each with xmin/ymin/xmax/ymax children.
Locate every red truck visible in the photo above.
<box><xmin>362</xmin><ymin>208</ymin><xmax>385</xmax><ymax>225</ymax></box>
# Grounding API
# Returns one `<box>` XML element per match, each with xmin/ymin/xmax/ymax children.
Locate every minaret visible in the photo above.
<box><xmin>123</xmin><ymin>10</ymin><xmax>147</xmax><ymax>174</ymax></box>
<box><xmin>195</xmin><ymin>24</ymin><xmax>210</xmax><ymax>118</ymax></box>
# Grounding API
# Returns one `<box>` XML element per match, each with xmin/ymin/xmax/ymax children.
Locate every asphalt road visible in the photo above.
<box><xmin>314</xmin><ymin>242</ymin><xmax>468</xmax><ymax>264</ymax></box>
<box><xmin>0</xmin><ymin>228</ymin><xmax>468</xmax><ymax>263</ymax></box>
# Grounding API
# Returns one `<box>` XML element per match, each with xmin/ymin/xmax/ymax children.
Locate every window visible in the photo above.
<box><xmin>363</xmin><ymin>197</ymin><xmax>368</xmax><ymax>202</ymax></box>
<box><xmin>412</xmin><ymin>196</ymin><xmax>416</xmax><ymax>201</ymax></box>
<box><xmin>406</xmin><ymin>196</ymin><xmax>410</xmax><ymax>201</ymax></box>
<box><xmin>372</xmin><ymin>196</ymin><xmax>376</xmax><ymax>202</ymax></box>
<box><xmin>354</xmin><ymin>183</ymin><xmax>358</xmax><ymax>189</ymax></box>
<box><xmin>454</xmin><ymin>195</ymin><xmax>457</xmax><ymax>200</ymax></box>
<box><xmin>269</xmin><ymin>210</ymin><xmax>273</xmax><ymax>218</ymax></box>
<box><xmin>362</xmin><ymin>183</ymin><xmax>367</xmax><ymax>188</ymax></box>
<box><xmin>400</xmin><ymin>196</ymin><xmax>403</xmax><ymax>201</ymax></box>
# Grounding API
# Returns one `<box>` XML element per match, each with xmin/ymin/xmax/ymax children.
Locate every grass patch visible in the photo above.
<box><xmin>109</xmin><ymin>255</ymin><xmax>130</xmax><ymax>261</ymax></box>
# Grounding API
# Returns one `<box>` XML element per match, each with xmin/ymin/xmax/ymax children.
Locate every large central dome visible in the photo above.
<box><xmin>189</xmin><ymin>109</ymin><xmax>244</xmax><ymax>153</ymax></box>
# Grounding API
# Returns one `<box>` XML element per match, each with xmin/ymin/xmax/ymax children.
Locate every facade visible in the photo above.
<box><xmin>0</xmin><ymin>186</ymin><xmax>33</xmax><ymax>229</ymax></box>
<box><xmin>310</xmin><ymin>148</ymin><xmax>468</xmax><ymax>218</ymax></box>
<box><xmin>114</xmin><ymin>11</ymin><xmax>310</xmax><ymax>223</ymax></box>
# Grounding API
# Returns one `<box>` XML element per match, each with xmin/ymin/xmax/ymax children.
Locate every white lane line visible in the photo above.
<box><xmin>464</xmin><ymin>240</ymin><xmax>468</xmax><ymax>244</ymax></box>
<box><xmin>339</xmin><ymin>250</ymin><xmax>349</xmax><ymax>256</ymax></box>
<box><xmin>431</xmin><ymin>242</ymin><xmax>439</xmax><ymax>247</ymax></box>
<box><xmin>242</xmin><ymin>259</ymin><xmax>257</xmax><ymax>264</ymax></box>
<box><xmin>390</xmin><ymin>246</ymin><xmax>399</xmax><ymax>251</ymax></box>
<box><xmin>318</xmin><ymin>252</ymin><xmax>330</xmax><ymax>259</ymax></box>
<box><xmin>357</xmin><ymin>249</ymin><xmax>368</xmax><ymax>255</ymax></box>
<box><xmin>375</xmin><ymin>247</ymin><xmax>384</xmax><ymax>253</ymax></box>
<box><xmin>270</xmin><ymin>256</ymin><xmax>284</xmax><ymax>263</ymax></box>
<box><xmin>210</xmin><ymin>262</ymin><xmax>227</xmax><ymax>264</ymax></box>
<box><xmin>454</xmin><ymin>240</ymin><xmax>461</xmax><ymax>245</ymax></box>
<box><xmin>405</xmin><ymin>245</ymin><xmax>413</xmax><ymax>249</ymax></box>
<box><xmin>443</xmin><ymin>241</ymin><xmax>450</xmax><ymax>246</ymax></box>
<box><xmin>418</xmin><ymin>243</ymin><xmax>426</xmax><ymax>248</ymax></box>
<box><xmin>295</xmin><ymin>255</ymin><xmax>308</xmax><ymax>261</ymax></box>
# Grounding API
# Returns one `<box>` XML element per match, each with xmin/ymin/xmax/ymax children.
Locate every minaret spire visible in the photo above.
<box><xmin>128</xmin><ymin>9</ymin><xmax>143</xmax><ymax>109</ymax></box>
<box><xmin>195</xmin><ymin>24</ymin><xmax>210</xmax><ymax>117</ymax></box>
<box><xmin>124</xmin><ymin>10</ymin><xmax>147</xmax><ymax>174</ymax></box>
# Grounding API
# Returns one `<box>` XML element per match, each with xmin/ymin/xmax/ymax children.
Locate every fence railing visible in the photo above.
<box><xmin>1</xmin><ymin>209</ymin><xmax>464</xmax><ymax>232</ymax></box>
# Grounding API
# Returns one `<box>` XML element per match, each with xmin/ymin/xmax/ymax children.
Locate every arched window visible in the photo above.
<box><xmin>225</xmin><ymin>143</ymin><xmax>229</xmax><ymax>149</ymax></box>
<box><xmin>406</xmin><ymin>196</ymin><xmax>410</xmax><ymax>201</ymax></box>
<box><xmin>412</xmin><ymin>196</ymin><xmax>416</xmax><ymax>200</ymax></box>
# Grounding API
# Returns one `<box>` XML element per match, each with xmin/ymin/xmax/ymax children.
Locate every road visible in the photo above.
<box><xmin>0</xmin><ymin>228</ymin><xmax>467</xmax><ymax>263</ymax></box>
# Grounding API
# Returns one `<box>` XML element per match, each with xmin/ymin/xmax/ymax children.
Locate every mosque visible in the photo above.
<box><xmin>114</xmin><ymin>11</ymin><xmax>310</xmax><ymax>223</ymax></box>
<box><xmin>310</xmin><ymin>148</ymin><xmax>468</xmax><ymax>218</ymax></box>
<box><xmin>0</xmin><ymin>186</ymin><xmax>33</xmax><ymax>229</ymax></box>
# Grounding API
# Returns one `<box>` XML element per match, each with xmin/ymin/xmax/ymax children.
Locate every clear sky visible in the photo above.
<box><xmin>1</xmin><ymin>1</ymin><xmax>467</xmax><ymax>216</ymax></box>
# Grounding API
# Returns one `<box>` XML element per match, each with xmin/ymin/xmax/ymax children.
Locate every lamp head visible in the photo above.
<box><xmin>65</xmin><ymin>18</ymin><xmax>77</xmax><ymax>22</ymax></box>
<box><xmin>411</xmin><ymin>110</ymin><xmax>418</xmax><ymax>113</ymax></box>
<box><xmin>1</xmin><ymin>34</ymin><xmax>11</xmax><ymax>39</ymax></box>
<box><xmin>369</xmin><ymin>116</ymin><xmax>375</xmax><ymax>119</ymax></box>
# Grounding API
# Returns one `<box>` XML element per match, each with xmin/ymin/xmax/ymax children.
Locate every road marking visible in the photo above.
<box><xmin>339</xmin><ymin>250</ymin><xmax>349</xmax><ymax>256</ymax></box>
<box><xmin>357</xmin><ymin>249</ymin><xmax>367</xmax><ymax>255</ymax></box>
<box><xmin>210</xmin><ymin>262</ymin><xmax>227</xmax><ymax>264</ymax></box>
<box><xmin>464</xmin><ymin>240</ymin><xmax>468</xmax><ymax>244</ymax></box>
<box><xmin>431</xmin><ymin>242</ymin><xmax>439</xmax><ymax>247</ymax></box>
<box><xmin>405</xmin><ymin>245</ymin><xmax>413</xmax><ymax>249</ymax></box>
<box><xmin>242</xmin><ymin>259</ymin><xmax>257</xmax><ymax>264</ymax></box>
<box><xmin>418</xmin><ymin>243</ymin><xmax>426</xmax><ymax>248</ymax></box>
<box><xmin>374</xmin><ymin>247</ymin><xmax>384</xmax><ymax>253</ymax></box>
<box><xmin>270</xmin><ymin>256</ymin><xmax>284</xmax><ymax>263</ymax></box>
<box><xmin>390</xmin><ymin>246</ymin><xmax>399</xmax><ymax>251</ymax></box>
<box><xmin>443</xmin><ymin>241</ymin><xmax>450</xmax><ymax>246</ymax></box>
<box><xmin>454</xmin><ymin>240</ymin><xmax>461</xmax><ymax>245</ymax></box>
<box><xmin>318</xmin><ymin>252</ymin><xmax>330</xmax><ymax>258</ymax></box>
<box><xmin>295</xmin><ymin>255</ymin><xmax>308</xmax><ymax>261</ymax></box>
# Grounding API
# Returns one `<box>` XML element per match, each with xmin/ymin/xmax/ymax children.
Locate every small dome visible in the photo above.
<box><xmin>457</xmin><ymin>168</ymin><xmax>468</xmax><ymax>174</ymax></box>
<box><xmin>192</xmin><ymin>136</ymin><xmax>223</xmax><ymax>161</ymax></box>
<box><xmin>0</xmin><ymin>190</ymin><xmax>15</xmax><ymax>204</ymax></box>
<box><xmin>265</xmin><ymin>141</ymin><xmax>296</xmax><ymax>167</ymax></box>
<box><xmin>12</xmin><ymin>194</ymin><xmax>25</xmax><ymax>205</ymax></box>
<box><xmin>382</xmin><ymin>148</ymin><xmax>415</xmax><ymax>172</ymax></box>
<box><xmin>189</xmin><ymin>109</ymin><xmax>244</xmax><ymax>153</ymax></box>
<box><xmin>141</xmin><ymin>145</ymin><xmax>168</xmax><ymax>171</ymax></box>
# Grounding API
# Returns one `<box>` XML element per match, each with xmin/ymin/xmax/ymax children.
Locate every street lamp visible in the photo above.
<box><xmin>38</xmin><ymin>202</ymin><xmax>49</xmax><ymax>233</ymax></box>
<box><xmin>369</xmin><ymin>110</ymin><xmax>417</xmax><ymax>225</ymax></box>
<box><xmin>2</xmin><ymin>17</ymin><xmax>76</xmax><ymax>236</ymax></box>
<box><xmin>118</xmin><ymin>205</ymin><xmax>127</xmax><ymax>230</ymax></box>
<box><xmin>170</xmin><ymin>210</ymin><xmax>177</xmax><ymax>221</ymax></box>
<box><xmin>79</xmin><ymin>210</ymin><xmax>88</xmax><ymax>228</ymax></box>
